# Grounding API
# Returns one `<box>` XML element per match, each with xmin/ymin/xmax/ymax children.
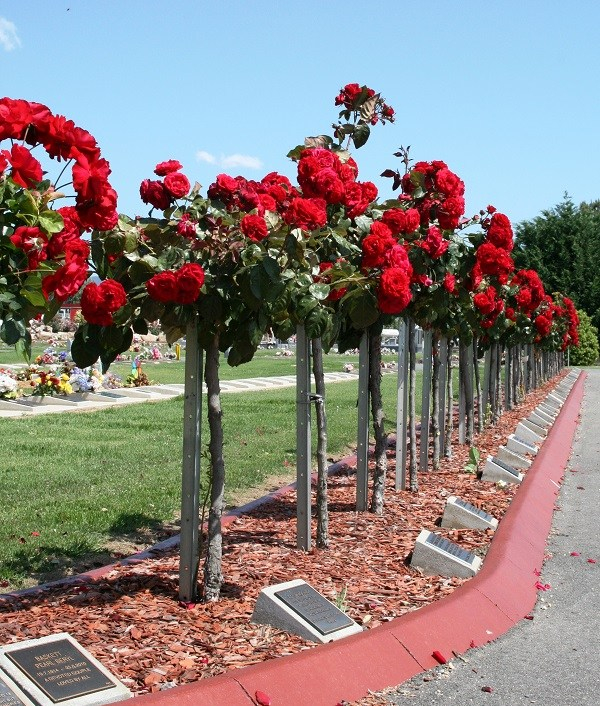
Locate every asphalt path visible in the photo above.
<box><xmin>378</xmin><ymin>369</ymin><xmax>600</xmax><ymax>705</ymax></box>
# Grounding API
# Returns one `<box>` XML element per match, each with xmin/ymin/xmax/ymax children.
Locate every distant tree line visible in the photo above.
<box><xmin>514</xmin><ymin>195</ymin><xmax>600</xmax><ymax>338</ymax></box>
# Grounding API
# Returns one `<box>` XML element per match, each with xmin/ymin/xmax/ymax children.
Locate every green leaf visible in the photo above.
<box><xmin>352</xmin><ymin>123</ymin><xmax>371</xmax><ymax>149</ymax></box>
<box><xmin>104</xmin><ymin>233</ymin><xmax>126</xmax><ymax>255</ymax></box>
<box><xmin>38</xmin><ymin>210</ymin><xmax>65</xmax><ymax>235</ymax></box>
<box><xmin>71</xmin><ymin>325</ymin><xmax>101</xmax><ymax>368</ymax></box>
<box><xmin>111</xmin><ymin>302</ymin><xmax>133</xmax><ymax>327</ymax></box>
<box><xmin>20</xmin><ymin>288</ymin><xmax>46</xmax><ymax>308</ymax></box>
<box><xmin>0</xmin><ymin>318</ymin><xmax>26</xmax><ymax>346</ymax></box>
<box><xmin>304</xmin><ymin>307</ymin><xmax>331</xmax><ymax>339</ymax></box>
<box><xmin>348</xmin><ymin>290</ymin><xmax>379</xmax><ymax>329</ymax></box>
<box><xmin>309</xmin><ymin>283</ymin><xmax>330</xmax><ymax>301</ymax></box>
<box><xmin>132</xmin><ymin>317</ymin><xmax>149</xmax><ymax>335</ymax></box>
<box><xmin>15</xmin><ymin>332</ymin><xmax>32</xmax><ymax>362</ymax></box>
<box><xmin>129</xmin><ymin>258</ymin><xmax>157</xmax><ymax>285</ymax></box>
<box><xmin>295</xmin><ymin>295</ymin><xmax>318</xmax><ymax>321</ymax></box>
<box><xmin>140</xmin><ymin>296</ymin><xmax>165</xmax><ymax>323</ymax></box>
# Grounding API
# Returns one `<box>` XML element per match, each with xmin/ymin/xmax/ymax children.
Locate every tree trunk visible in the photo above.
<box><xmin>203</xmin><ymin>334</ymin><xmax>225</xmax><ymax>602</ymax></box>
<box><xmin>431</xmin><ymin>333</ymin><xmax>441</xmax><ymax>470</ymax></box>
<box><xmin>444</xmin><ymin>339</ymin><xmax>453</xmax><ymax>458</ymax></box>
<box><xmin>408</xmin><ymin>320</ymin><xmax>418</xmax><ymax>492</ymax></box>
<box><xmin>312</xmin><ymin>338</ymin><xmax>329</xmax><ymax>548</ymax></box>
<box><xmin>369</xmin><ymin>331</ymin><xmax>387</xmax><ymax>514</ymax></box>
<box><xmin>473</xmin><ymin>338</ymin><xmax>484</xmax><ymax>433</ymax></box>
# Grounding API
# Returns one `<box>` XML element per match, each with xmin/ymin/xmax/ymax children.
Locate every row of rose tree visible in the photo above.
<box><xmin>1</xmin><ymin>87</ymin><xmax>578</xmax><ymax>601</ymax></box>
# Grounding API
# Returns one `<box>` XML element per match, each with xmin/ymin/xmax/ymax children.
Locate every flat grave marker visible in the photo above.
<box><xmin>481</xmin><ymin>455</ymin><xmax>524</xmax><ymax>485</ymax></box>
<box><xmin>441</xmin><ymin>496</ymin><xmax>498</xmax><ymax>530</ymax></box>
<box><xmin>507</xmin><ymin>434</ymin><xmax>538</xmax><ymax>456</ymax></box>
<box><xmin>0</xmin><ymin>672</ymin><xmax>36</xmax><ymax>706</ymax></box>
<box><xmin>251</xmin><ymin>579</ymin><xmax>362</xmax><ymax>643</ymax></box>
<box><xmin>411</xmin><ymin>530</ymin><xmax>482</xmax><ymax>578</ymax></box>
<box><xmin>496</xmin><ymin>445</ymin><xmax>531</xmax><ymax>469</ymax></box>
<box><xmin>0</xmin><ymin>633</ymin><xmax>131</xmax><ymax>705</ymax></box>
<box><xmin>515</xmin><ymin>421</ymin><xmax>545</xmax><ymax>444</ymax></box>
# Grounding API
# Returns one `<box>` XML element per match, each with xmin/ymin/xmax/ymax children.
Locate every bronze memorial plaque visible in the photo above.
<box><xmin>5</xmin><ymin>638</ymin><xmax>114</xmax><ymax>703</ymax></box>
<box><xmin>274</xmin><ymin>583</ymin><xmax>354</xmax><ymax>636</ymax></box>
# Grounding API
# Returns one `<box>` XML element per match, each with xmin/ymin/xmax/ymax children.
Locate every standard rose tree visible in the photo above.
<box><xmin>0</xmin><ymin>97</ymin><xmax>118</xmax><ymax>357</ymax></box>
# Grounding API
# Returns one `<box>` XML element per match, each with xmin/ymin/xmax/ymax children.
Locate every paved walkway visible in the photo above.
<box><xmin>0</xmin><ymin>372</ymin><xmax>361</xmax><ymax>417</ymax></box>
<box><xmin>377</xmin><ymin>369</ymin><xmax>600</xmax><ymax>705</ymax></box>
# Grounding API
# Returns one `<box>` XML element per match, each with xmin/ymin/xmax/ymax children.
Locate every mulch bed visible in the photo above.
<box><xmin>0</xmin><ymin>376</ymin><xmax>562</xmax><ymax>699</ymax></box>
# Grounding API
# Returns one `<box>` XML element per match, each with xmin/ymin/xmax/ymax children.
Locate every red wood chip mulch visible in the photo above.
<box><xmin>0</xmin><ymin>376</ymin><xmax>563</xmax><ymax>697</ymax></box>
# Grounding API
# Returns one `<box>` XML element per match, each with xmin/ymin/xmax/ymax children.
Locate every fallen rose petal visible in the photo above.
<box><xmin>30</xmin><ymin>531</ymin><xmax>40</xmax><ymax>537</ymax></box>
<box><xmin>524</xmin><ymin>615</ymin><xmax>534</xmax><ymax>620</ymax></box>
<box><xmin>482</xmin><ymin>686</ymin><xmax>494</xmax><ymax>693</ymax></box>
<box><xmin>470</xmin><ymin>640</ymin><xmax>477</xmax><ymax>648</ymax></box>
<box><xmin>178</xmin><ymin>601</ymin><xmax>197</xmax><ymax>611</ymax></box>
<box><xmin>587</xmin><ymin>559</ymin><xmax>597</xmax><ymax>564</ymax></box>
<box><xmin>432</xmin><ymin>650</ymin><xmax>447</xmax><ymax>664</ymax></box>
<box><xmin>535</xmin><ymin>581</ymin><xmax>551</xmax><ymax>591</ymax></box>
<box><xmin>570</xmin><ymin>552</ymin><xmax>581</xmax><ymax>557</ymax></box>
<box><xmin>533</xmin><ymin>568</ymin><xmax>542</xmax><ymax>576</ymax></box>
<box><xmin>255</xmin><ymin>690</ymin><xmax>271</xmax><ymax>706</ymax></box>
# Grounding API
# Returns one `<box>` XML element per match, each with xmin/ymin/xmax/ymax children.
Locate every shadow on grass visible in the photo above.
<box><xmin>1</xmin><ymin>511</ymin><xmax>180</xmax><ymax>592</ymax></box>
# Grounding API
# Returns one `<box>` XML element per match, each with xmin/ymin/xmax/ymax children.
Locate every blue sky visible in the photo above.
<box><xmin>2</xmin><ymin>0</ymin><xmax>599</xmax><ymax>226</ymax></box>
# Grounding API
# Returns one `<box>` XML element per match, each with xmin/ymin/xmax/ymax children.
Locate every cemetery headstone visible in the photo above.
<box><xmin>515</xmin><ymin>422</ymin><xmax>545</xmax><ymax>445</ymax></box>
<box><xmin>507</xmin><ymin>434</ymin><xmax>538</xmax><ymax>456</ymax></box>
<box><xmin>0</xmin><ymin>672</ymin><xmax>36</xmax><ymax>706</ymax></box>
<box><xmin>251</xmin><ymin>579</ymin><xmax>362</xmax><ymax>643</ymax></box>
<box><xmin>0</xmin><ymin>633</ymin><xmax>131</xmax><ymax>705</ymax></box>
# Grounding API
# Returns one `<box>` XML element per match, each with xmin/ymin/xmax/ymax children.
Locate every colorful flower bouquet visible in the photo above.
<box><xmin>29</xmin><ymin>371</ymin><xmax>72</xmax><ymax>396</ymax></box>
<box><xmin>0</xmin><ymin>370</ymin><xmax>20</xmax><ymax>399</ymax></box>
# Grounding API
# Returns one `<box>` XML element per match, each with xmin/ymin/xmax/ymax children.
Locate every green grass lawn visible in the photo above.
<box><xmin>0</xmin><ymin>363</ymin><xmax>417</xmax><ymax>590</ymax></box>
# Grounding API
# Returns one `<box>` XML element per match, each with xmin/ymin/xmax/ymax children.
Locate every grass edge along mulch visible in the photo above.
<box><xmin>0</xmin><ymin>374</ymin><xmax>563</xmax><ymax>697</ymax></box>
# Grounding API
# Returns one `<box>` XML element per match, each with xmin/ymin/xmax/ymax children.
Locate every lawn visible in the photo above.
<box><xmin>0</xmin><ymin>356</ymin><xmax>421</xmax><ymax>590</ymax></box>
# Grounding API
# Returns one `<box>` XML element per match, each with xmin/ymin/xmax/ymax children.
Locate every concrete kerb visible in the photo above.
<box><xmin>1</xmin><ymin>372</ymin><xmax>584</xmax><ymax>706</ymax></box>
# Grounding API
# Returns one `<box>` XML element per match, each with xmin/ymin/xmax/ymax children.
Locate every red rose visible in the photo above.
<box><xmin>72</xmin><ymin>152</ymin><xmax>112</xmax><ymax>202</ymax></box>
<box><xmin>403</xmin><ymin>208</ymin><xmax>421</xmax><ymax>233</ymax></box>
<box><xmin>175</xmin><ymin>263</ymin><xmax>205</xmax><ymax>304</ymax></box>
<box><xmin>140</xmin><ymin>179</ymin><xmax>172</xmax><ymax>210</ymax></box>
<box><xmin>4</xmin><ymin>144</ymin><xmax>43</xmax><ymax>188</ymax></box>
<box><xmin>378</xmin><ymin>266</ymin><xmax>412</xmax><ymax>314</ymax></box>
<box><xmin>154</xmin><ymin>159</ymin><xmax>183</xmax><ymax>176</ymax></box>
<box><xmin>312</xmin><ymin>168</ymin><xmax>345</xmax><ymax>204</ymax></box>
<box><xmin>146</xmin><ymin>271</ymin><xmax>179</xmax><ymax>303</ymax></box>
<box><xmin>418</xmin><ymin>225</ymin><xmax>449</xmax><ymax>259</ymax></box>
<box><xmin>10</xmin><ymin>226</ymin><xmax>48</xmax><ymax>269</ymax></box>
<box><xmin>388</xmin><ymin>244</ymin><xmax>412</xmax><ymax>273</ymax></box>
<box><xmin>81</xmin><ymin>280</ymin><xmax>127</xmax><ymax>327</ymax></box>
<box><xmin>475</xmin><ymin>242</ymin><xmax>514</xmax><ymax>283</ymax></box>
<box><xmin>164</xmin><ymin>171</ymin><xmax>190</xmax><ymax>199</ymax></box>
<box><xmin>361</xmin><ymin>222</ymin><xmax>395</xmax><ymax>269</ymax></box>
<box><xmin>486</xmin><ymin>212</ymin><xmax>513</xmax><ymax>251</ymax></box>
<box><xmin>176</xmin><ymin>213</ymin><xmax>197</xmax><ymax>239</ymax></box>
<box><xmin>443</xmin><ymin>273</ymin><xmax>457</xmax><ymax>294</ymax></box>
<box><xmin>437</xmin><ymin>196</ymin><xmax>465</xmax><ymax>231</ymax></box>
<box><xmin>42</xmin><ymin>240</ymin><xmax>90</xmax><ymax>301</ymax></box>
<box><xmin>434</xmin><ymin>168</ymin><xmax>465</xmax><ymax>198</ymax></box>
<box><xmin>207</xmin><ymin>173</ymin><xmax>239</xmax><ymax>206</ymax></box>
<box><xmin>283</xmin><ymin>197</ymin><xmax>327</xmax><ymax>231</ymax></box>
<box><xmin>240</xmin><ymin>214</ymin><xmax>268</xmax><ymax>242</ymax></box>
<box><xmin>381</xmin><ymin>209</ymin><xmax>407</xmax><ymax>235</ymax></box>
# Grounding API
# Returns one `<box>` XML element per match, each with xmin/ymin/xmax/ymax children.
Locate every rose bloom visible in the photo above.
<box><xmin>240</xmin><ymin>213</ymin><xmax>268</xmax><ymax>242</ymax></box>
<box><xmin>388</xmin><ymin>244</ymin><xmax>412</xmax><ymax>273</ymax></box>
<box><xmin>473</xmin><ymin>286</ymin><xmax>498</xmax><ymax>315</ymax></box>
<box><xmin>42</xmin><ymin>240</ymin><xmax>90</xmax><ymax>301</ymax></box>
<box><xmin>313</xmin><ymin>168</ymin><xmax>346</xmax><ymax>204</ymax></box>
<box><xmin>175</xmin><ymin>263</ymin><xmax>205</xmax><ymax>304</ymax></box>
<box><xmin>140</xmin><ymin>179</ymin><xmax>172</xmax><ymax>210</ymax></box>
<box><xmin>207</xmin><ymin>173</ymin><xmax>239</xmax><ymax>204</ymax></box>
<box><xmin>486</xmin><ymin>212</ymin><xmax>514</xmax><ymax>251</ymax></box>
<box><xmin>381</xmin><ymin>209</ymin><xmax>407</xmax><ymax>235</ymax></box>
<box><xmin>4</xmin><ymin>144</ymin><xmax>43</xmax><ymax>188</ymax></box>
<box><xmin>177</xmin><ymin>213</ymin><xmax>198</xmax><ymax>239</ymax></box>
<box><xmin>476</xmin><ymin>242</ymin><xmax>515</xmax><ymax>283</ymax></box>
<box><xmin>81</xmin><ymin>280</ymin><xmax>127</xmax><ymax>327</ymax></box>
<box><xmin>146</xmin><ymin>271</ymin><xmax>179</xmax><ymax>303</ymax></box>
<box><xmin>10</xmin><ymin>226</ymin><xmax>48</xmax><ymax>270</ymax></box>
<box><xmin>378</xmin><ymin>266</ymin><xmax>412</xmax><ymax>314</ymax></box>
<box><xmin>418</xmin><ymin>225</ymin><xmax>449</xmax><ymax>259</ymax></box>
<box><xmin>154</xmin><ymin>159</ymin><xmax>183</xmax><ymax>176</ymax></box>
<box><xmin>443</xmin><ymin>273</ymin><xmax>457</xmax><ymax>294</ymax></box>
<box><xmin>437</xmin><ymin>196</ymin><xmax>465</xmax><ymax>231</ymax></box>
<box><xmin>403</xmin><ymin>208</ymin><xmax>421</xmax><ymax>234</ymax></box>
<box><xmin>361</xmin><ymin>222</ymin><xmax>395</xmax><ymax>269</ymax></box>
<box><xmin>434</xmin><ymin>168</ymin><xmax>465</xmax><ymax>198</ymax></box>
<box><xmin>283</xmin><ymin>197</ymin><xmax>327</xmax><ymax>231</ymax></box>
<box><xmin>535</xmin><ymin>313</ymin><xmax>553</xmax><ymax>337</ymax></box>
<box><xmin>164</xmin><ymin>171</ymin><xmax>191</xmax><ymax>199</ymax></box>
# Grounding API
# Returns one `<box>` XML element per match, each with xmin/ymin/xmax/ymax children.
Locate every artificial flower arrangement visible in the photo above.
<box><xmin>29</xmin><ymin>370</ymin><xmax>72</xmax><ymax>396</ymax></box>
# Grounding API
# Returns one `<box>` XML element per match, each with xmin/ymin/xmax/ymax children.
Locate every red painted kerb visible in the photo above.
<box><xmin>131</xmin><ymin>373</ymin><xmax>584</xmax><ymax>706</ymax></box>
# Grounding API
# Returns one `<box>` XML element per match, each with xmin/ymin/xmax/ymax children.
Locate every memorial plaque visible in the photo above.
<box><xmin>274</xmin><ymin>583</ymin><xmax>353</xmax><ymax>635</ymax></box>
<box><xmin>513</xmin><ymin>436</ymin><xmax>537</xmax><ymax>452</ymax></box>
<box><xmin>0</xmin><ymin>673</ymin><xmax>32</xmax><ymax>706</ymax></box>
<box><xmin>5</xmin><ymin>639</ymin><xmax>114</xmax><ymax>703</ymax></box>
<box><xmin>491</xmin><ymin>456</ymin><xmax>521</xmax><ymax>476</ymax></box>
<box><xmin>425</xmin><ymin>532</ymin><xmax>475</xmax><ymax>564</ymax></box>
<box><xmin>454</xmin><ymin>497</ymin><xmax>495</xmax><ymax>522</ymax></box>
